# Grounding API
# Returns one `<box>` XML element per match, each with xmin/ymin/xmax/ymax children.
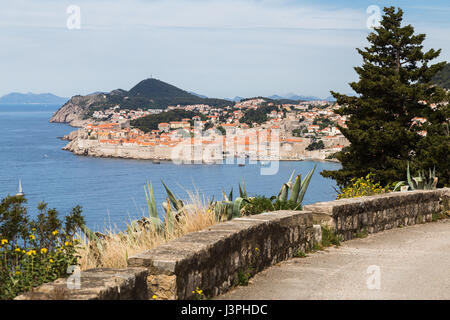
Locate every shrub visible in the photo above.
<box><xmin>241</xmin><ymin>196</ymin><xmax>274</xmax><ymax>216</ymax></box>
<box><xmin>337</xmin><ymin>173</ymin><xmax>390</xmax><ymax>200</ymax></box>
<box><xmin>0</xmin><ymin>196</ymin><xmax>85</xmax><ymax>300</ymax></box>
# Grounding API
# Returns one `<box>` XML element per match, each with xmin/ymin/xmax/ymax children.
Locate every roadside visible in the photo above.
<box><xmin>216</xmin><ymin>219</ymin><xmax>450</xmax><ymax>300</ymax></box>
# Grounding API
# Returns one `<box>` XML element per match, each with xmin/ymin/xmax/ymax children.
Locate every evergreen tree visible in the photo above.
<box><xmin>321</xmin><ymin>7</ymin><xmax>448</xmax><ymax>187</ymax></box>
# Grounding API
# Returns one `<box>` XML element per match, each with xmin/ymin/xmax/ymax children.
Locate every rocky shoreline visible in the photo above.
<box><xmin>61</xmin><ymin>133</ymin><xmax>340</xmax><ymax>164</ymax></box>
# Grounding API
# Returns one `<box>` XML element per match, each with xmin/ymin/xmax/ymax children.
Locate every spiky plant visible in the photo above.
<box><xmin>393</xmin><ymin>162</ymin><xmax>439</xmax><ymax>191</ymax></box>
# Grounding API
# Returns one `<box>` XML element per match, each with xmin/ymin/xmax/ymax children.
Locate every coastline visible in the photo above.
<box><xmin>61</xmin><ymin>134</ymin><xmax>341</xmax><ymax>164</ymax></box>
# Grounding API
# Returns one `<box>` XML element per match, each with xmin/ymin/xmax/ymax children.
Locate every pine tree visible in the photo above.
<box><xmin>321</xmin><ymin>7</ymin><xmax>448</xmax><ymax>187</ymax></box>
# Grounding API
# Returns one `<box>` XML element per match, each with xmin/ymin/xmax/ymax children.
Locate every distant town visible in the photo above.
<box><xmin>63</xmin><ymin>97</ymin><xmax>352</xmax><ymax>162</ymax></box>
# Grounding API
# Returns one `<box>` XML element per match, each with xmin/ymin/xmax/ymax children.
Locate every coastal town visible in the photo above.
<box><xmin>62</xmin><ymin>98</ymin><xmax>351</xmax><ymax>162</ymax></box>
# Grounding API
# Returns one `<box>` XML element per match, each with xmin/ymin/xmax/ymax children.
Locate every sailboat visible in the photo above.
<box><xmin>16</xmin><ymin>179</ymin><xmax>24</xmax><ymax>196</ymax></box>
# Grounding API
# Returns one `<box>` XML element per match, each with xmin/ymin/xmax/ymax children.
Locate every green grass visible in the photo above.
<box><xmin>321</xmin><ymin>226</ymin><xmax>343</xmax><ymax>247</ymax></box>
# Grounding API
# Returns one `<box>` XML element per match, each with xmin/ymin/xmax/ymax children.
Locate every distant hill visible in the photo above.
<box><xmin>269</xmin><ymin>93</ymin><xmax>334</xmax><ymax>102</ymax></box>
<box><xmin>50</xmin><ymin>78</ymin><xmax>233</xmax><ymax>125</ymax></box>
<box><xmin>0</xmin><ymin>92</ymin><xmax>68</xmax><ymax>104</ymax></box>
<box><xmin>433</xmin><ymin>63</ymin><xmax>450</xmax><ymax>89</ymax></box>
<box><xmin>188</xmin><ymin>91</ymin><xmax>208</xmax><ymax>99</ymax></box>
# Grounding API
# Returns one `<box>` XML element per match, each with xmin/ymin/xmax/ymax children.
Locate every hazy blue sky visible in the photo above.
<box><xmin>1</xmin><ymin>0</ymin><xmax>449</xmax><ymax>99</ymax></box>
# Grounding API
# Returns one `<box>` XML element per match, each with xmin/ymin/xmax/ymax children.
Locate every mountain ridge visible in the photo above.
<box><xmin>49</xmin><ymin>78</ymin><xmax>233</xmax><ymax>126</ymax></box>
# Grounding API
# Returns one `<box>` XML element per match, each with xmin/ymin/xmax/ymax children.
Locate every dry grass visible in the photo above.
<box><xmin>76</xmin><ymin>193</ymin><xmax>220</xmax><ymax>270</ymax></box>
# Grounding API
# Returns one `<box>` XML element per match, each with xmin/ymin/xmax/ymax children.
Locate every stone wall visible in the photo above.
<box><xmin>304</xmin><ymin>188</ymin><xmax>449</xmax><ymax>241</ymax></box>
<box><xmin>15</xmin><ymin>268</ymin><xmax>148</xmax><ymax>300</ymax></box>
<box><xmin>15</xmin><ymin>188</ymin><xmax>449</xmax><ymax>300</ymax></box>
<box><xmin>128</xmin><ymin>210</ymin><xmax>316</xmax><ymax>300</ymax></box>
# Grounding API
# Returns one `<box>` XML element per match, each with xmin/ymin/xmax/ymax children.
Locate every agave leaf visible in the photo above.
<box><xmin>393</xmin><ymin>181</ymin><xmax>405</xmax><ymax>192</ymax></box>
<box><xmin>278</xmin><ymin>183</ymin><xmax>289</xmax><ymax>202</ymax></box>
<box><xmin>297</xmin><ymin>164</ymin><xmax>316</xmax><ymax>205</ymax></box>
<box><xmin>289</xmin><ymin>175</ymin><xmax>302</xmax><ymax>203</ymax></box>
<box><xmin>222</xmin><ymin>189</ymin><xmax>229</xmax><ymax>202</ymax></box>
<box><xmin>239</xmin><ymin>178</ymin><xmax>247</xmax><ymax>199</ymax></box>
<box><xmin>431</xmin><ymin>177</ymin><xmax>438</xmax><ymax>190</ymax></box>
<box><xmin>81</xmin><ymin>224</ymin><xmax>103</xmax><ymax>251</ymax></box>
<box><xmin>232</xmin><ymin>197</ymin><xmax>245</xmax><ymax>218</ymax></box>
<box><xmin>287</xmin><ymin>170</ymin><xmax>296</xmax><ymax>188</ymax></box>
<box><xmin>413</xmin><ymin>177</ymin><xmax>425</xmax><ymax>189</ymax></box>
<box><xmin>406</xmin><ymin>162</ymin><xmax>416</xmax><ymax>190</ymax></box>
<box><xmin>161</xmin><ymin>180</ymin><xmax>184</xmax><ymax>212</ymax></box>
<box><xmin>145</xmin><ymin>182</ymin><xmax>158</xmax><ymax>219</ymax></box>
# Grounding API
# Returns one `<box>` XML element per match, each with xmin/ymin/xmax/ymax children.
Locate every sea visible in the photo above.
<box><xmin>0</xmin><ymin>104</ymin><xmax>341</xmax><ymax>230</ymax></box>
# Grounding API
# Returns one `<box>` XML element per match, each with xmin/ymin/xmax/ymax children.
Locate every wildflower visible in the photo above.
<box><xmin>152</xmin><ymin>295</ymin><xmax>157</xmax><ymax>300</ymax></box>
<box><xmin>1</xmin><ymin>239</ymin><xmax>8</xmax><ymax>245</ymax></box>
<box><xmin>52</xmin><ymin>230</ymin><xmax>59</xmax><ymax>236</ymax></box>
<box><xmin>26</xmin><ymin>250</ymin><xmax>36</xmax><ymax>256</ymax></box>
<box><xmin>64</xmin><ymin>241</ymin><xmax>72</xmax><ymax>247</ymax></box>
<box><xmin>41</xmin><ymin>248</ymin><xmax>48</xmax><ymax>254</ymax></box>
<box><xmin>15</xmin><ymin>271</ymin><xmax>21</xmax><ymax>276</ymax></box>
<box><xmin>29</xmin><ymin>235</ymin><xmax>35</xmax><ymax>240</ymax></box>
<box><xmin>15</xmin><ymin>248</ymin><xmax>21</xmax><ymax>252</ymax></box>
<box><xmin>49</xmin><ymin>259</ymin><xmax>54</xmax><ymax>263</ymax></box>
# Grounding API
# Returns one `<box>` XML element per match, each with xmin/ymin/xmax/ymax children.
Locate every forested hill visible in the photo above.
<box><xmin>131</xmin><ymin>109</ymin><xmax>207</xmax><ymax>132</ymax></box>
<box><xmin>433</xmin><ymin>63</ymin><xmax>450</xmax><ymax>89</ymax></box>
<box><xmin>50</xmin><ymin>78</ymin><xmax>233</xmax><ymax>125</ymax></box>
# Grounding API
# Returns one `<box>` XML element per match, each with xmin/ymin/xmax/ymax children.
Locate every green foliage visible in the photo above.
<box><xmin>130</xmin><ymin>109</ymin><xmax>206</xmax><ymax>132</ymax></box>
<box><xmin>241</xmin><ymin>196</ymin><xmax>274</xmax><ymax>216</ymax></box>
<box><xmin>306</xmin><ymin>140</ymin><xmax>324</xmax><ymax>151</ymax></box>
<box><xmin>86</xmin><ymin>79</ymin><xmax>233</xmax><ymax>113</ymax></box>
<box><xmin>321</xmin><ymin>7</ymin><xmax>448</xmax><ymax>187</ymax></box>
<box><xmin>353</xmin><ymin>227</ymin><xmax>369</xmax><ymax>239</ymax></box>
<box><xmin>237</xmin><ymin>270</ymin><xmax>251</xmax><ymax>286</ymax></box>
<box><xmin>337</xmin><ymin>173</ymin><xmax>389</xmax><ymax>200</ymax></box>
<box><xmin>293</xmin><ymin>249</ymin><xmax>307</xmax><ymax>258</ymax></box>
<box><xmin>313</xmin><ymin>116</ymin><xmax>335</xmax><ymax>130</ymax></box>
<box><xmin>0</xmin><ymin>196</ymin><xmax>85</xmax><ymax>300</ymax></box>
<box><xmin>321</xmin><ymin>226</ymin><xmax>342</xmax><ymax>247</ymax></box>
<box><xmin>432</xmin><ymin>63</ymin><xmax>450</xmax><ymax>89</ymax></box>
<box><xmin>393</xmin><ymin>162</ymin><xmax>439</xmax><ymax>191</ymax></box>
<box><xmin>239</xmin><ymin>105</ymin><xmax>278</xmax><ymax>126</ymax></box>
<box><xmin>276</xmin><ymin>165</ymin><xmax>316</xmax><ymax>209</ymax></box>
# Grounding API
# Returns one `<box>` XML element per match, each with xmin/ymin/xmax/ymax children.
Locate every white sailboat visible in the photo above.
<box><xmin>16</xmin><ymin>179</ymin><xmax>24</xmax><ymax>196</ymax></box>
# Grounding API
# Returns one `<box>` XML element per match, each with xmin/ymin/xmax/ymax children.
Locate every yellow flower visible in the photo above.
<box><xmin>1</xmin><ymin>239</ymin><xmax>8</xmax><ymax>245</ymax></box>
<box><xmin>196</xmin><ymin>289</ymin><xmax>203</xmax><ymax>295</ymax></box>
<box><xmin>152</xmin><ymin>295</ymin><xmax>157</xmax><ymax>300</ymax></box>
<box><xmin>26</xmin><ymin>250</ymin><xmax>36</xmax><ymax>256</ymax></box>
<box><xmin>41</xmin><ymin>248</ymin><xmax>48</xmax><ymax>254</ymax></box>
<box><xmin>15</xmin><ymin>271</ymin><xmax>21</xmax><ymax>275</ymax></box>
<box><xmin>64</xmin><ymin>241</ymin><xmax>72</xmax><ymax>247</ymax></box>
<box><xmin>52</xmin><ymin>230</ymin><xmax>59</xmax><ymax>236</ymax></box>
<box><xmin>15</xmin><ymin>248</ymin><xmax>21</xmax><ymax>252</ymax></box>
<box><xmin>29</xmin><ymin>235</ymin><xmax>35</xmax><ymax>240</ymax></box>
<box><xmin>49</xmin><ymin>259</ymin><xmax>54</xmax><ymax>263</ymax></box>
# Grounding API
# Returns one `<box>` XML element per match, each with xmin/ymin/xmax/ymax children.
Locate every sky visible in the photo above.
<box><xmin>1</xmin><ymin>0</ymin><xmax>449</xmax><ymax>100</ymax></box>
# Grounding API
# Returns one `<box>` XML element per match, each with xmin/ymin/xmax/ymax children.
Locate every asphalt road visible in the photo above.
<box><xmin>217</xmin><ymin>219</ymin><xmax>450</xmax><ymax>300</ymax></box>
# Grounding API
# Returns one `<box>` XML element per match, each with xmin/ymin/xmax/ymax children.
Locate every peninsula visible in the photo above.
<box><xmin>52</xmin><ymin>79</ymin><xmax>352</xmax><ymax>162</ymax></box>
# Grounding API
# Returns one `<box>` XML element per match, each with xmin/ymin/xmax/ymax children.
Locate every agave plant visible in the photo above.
<box><xmin>275</xmin><ymin>164</ymin><xmax>317</xmax><ymax>210</ymax></box>
<box><xmin>209</xmin><ymin>178</ymin><xmax>250</xmax><ymax>221</ymax></box>
<box><xmin>393</xmin><ymin>162</ymin><xmax>439</xmax><ymax>191</ymax></box>
<box><xmin>81</xmin><ymin>179</ymin><xmax>187</xmax><ymax>253</ymax></box>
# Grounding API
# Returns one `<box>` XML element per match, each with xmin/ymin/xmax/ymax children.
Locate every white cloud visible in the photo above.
<box><xmin>0</xmin><ymin>0</ymin><xmax>368</xmax><ymax>31</ymax></box>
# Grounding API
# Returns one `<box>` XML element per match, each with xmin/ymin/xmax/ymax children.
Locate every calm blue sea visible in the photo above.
<box><xmin>0</xmin><ymin>104</ymin><xmax>341</xmax><ymax>230</ymax></box>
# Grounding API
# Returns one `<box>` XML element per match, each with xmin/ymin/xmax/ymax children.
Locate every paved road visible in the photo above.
<box><xmin>217</xmin><ymin>219</ymin><xmax>450</xmax><ymax>300</ymax></box>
